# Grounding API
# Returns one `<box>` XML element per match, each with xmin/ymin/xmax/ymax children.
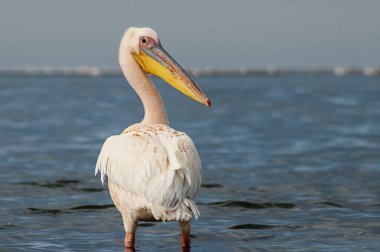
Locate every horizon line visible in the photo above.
<box><xmin>0</xmin><ymin>66</ymin><xmax>379</xmax><ymax>77</ymax></box>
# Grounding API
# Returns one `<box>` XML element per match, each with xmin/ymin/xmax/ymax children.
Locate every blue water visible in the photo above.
<box><xmin>0</xmin><ymin>75</ymin><xmax>380</xmax><ymax>251</ymax></box>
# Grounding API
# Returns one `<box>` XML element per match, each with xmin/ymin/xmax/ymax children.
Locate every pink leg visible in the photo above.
<box><xmin>180</xmin><ymin>221</ymin><xmax>191</xmax><ymax>248</ymax></box>
<box><xmin>181</xmin><ymin>231</ymin><xmax>190</xmax><ymax>248</ymax></box>
<box><xmin>124</xmin><ymin>232</ymin><xmax>135</xmax><ymax>248</ymax></box>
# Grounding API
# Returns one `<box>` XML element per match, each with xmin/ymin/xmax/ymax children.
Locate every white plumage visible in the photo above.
<box><xmin>95</xmin><ymin>124</ymin><xmax>201</xmax><ymax>222</ymax></box>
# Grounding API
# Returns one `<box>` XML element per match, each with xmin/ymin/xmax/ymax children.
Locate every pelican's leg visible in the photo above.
<box><xmin>124</xmin><ymin>231</ymin><xmax>135</xmax><ymax>248</ymax></box>
<box><xmin>122</xmin><ymin>217</ymin><xmax>137</xmax><ymax>248</ymax></box>
<box><xmin>179</xmin><ymin>220</ymin><xmax>191</xmax><ymax>248</ymax></box>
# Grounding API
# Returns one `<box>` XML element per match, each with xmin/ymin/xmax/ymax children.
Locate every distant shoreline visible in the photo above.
<box><xmin>0</xmin><ymin>67</ymin><xmax>379</xmax><ymax>77</ymax></box>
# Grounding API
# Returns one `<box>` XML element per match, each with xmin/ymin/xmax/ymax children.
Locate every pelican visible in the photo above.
<box><xmin>95</xmin><ymin>27</ymin><xmax>210</xmax><ymax>249</ymax></box>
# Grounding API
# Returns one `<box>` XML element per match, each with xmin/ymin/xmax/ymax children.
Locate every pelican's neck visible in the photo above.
<box><xmin>119</xmin><ymin>46</ymin><xmax>169</xmax><ymax>125</ymax></box>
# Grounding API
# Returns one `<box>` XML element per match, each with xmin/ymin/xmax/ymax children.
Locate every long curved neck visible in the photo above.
<box><xmin>119</xmin><ymin>45</ymin><xmax>169</xmax><ymax>125</ymax></box>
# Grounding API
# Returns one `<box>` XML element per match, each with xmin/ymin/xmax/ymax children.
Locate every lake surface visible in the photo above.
<box><xmin>0</xmin><ymin>75</ymin><xmax>380</xmax><ymax>251</ymax></box>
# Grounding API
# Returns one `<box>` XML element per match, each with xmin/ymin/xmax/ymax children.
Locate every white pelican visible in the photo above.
<box><xmin>95</xmin><ymin>27</ymin><xmax>210</xmax><ymax>249</ymax></box>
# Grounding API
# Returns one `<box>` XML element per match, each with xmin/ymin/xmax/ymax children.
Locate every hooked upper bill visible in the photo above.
<box><xmin>132</xmin><ymin>40</ymin><xmax>210</xmax><ymax>107</ymax></box>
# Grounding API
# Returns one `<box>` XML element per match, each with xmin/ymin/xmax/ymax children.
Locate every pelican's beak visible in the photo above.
<box><xmin>133</xmin><ymin>44</ymin><xmax>211</xmax><ymax>107</ymax></box>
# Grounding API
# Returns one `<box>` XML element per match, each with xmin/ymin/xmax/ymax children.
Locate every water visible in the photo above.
<box><xmin>0</xmin><ymin>75</ymin><xmax>380</xmax><ymax>251</ymax></box>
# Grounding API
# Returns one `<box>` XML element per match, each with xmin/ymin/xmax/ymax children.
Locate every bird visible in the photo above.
<box><xmin>95</xmin><ymin>27</ymin><xmax>210</xmax><ymax>250</ymax></box>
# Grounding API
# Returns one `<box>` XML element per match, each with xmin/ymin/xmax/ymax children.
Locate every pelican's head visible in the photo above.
<box><xmin>122</xmin><ymin>27</ymin><xmax>210</xmax><ymax>107</ymax></box>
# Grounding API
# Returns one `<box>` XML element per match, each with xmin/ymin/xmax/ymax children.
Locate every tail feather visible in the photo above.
<box><xmin>184</xmin><ymin>199</ymin><xmax>200</xmax><ymax>219</ymax></box>
<box><xmin>151</xmin><ymin>199</ymin><xmax>200</xmax><ymax>221</ymax></box>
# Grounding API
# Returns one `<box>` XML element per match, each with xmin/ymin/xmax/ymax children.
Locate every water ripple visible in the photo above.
<box><xmin>18</xmin><ymin>179</ymin><xmax>80</xmax><ymax>188</ymax></box>
<box><xmin>201</xmin><ymin>183</ymin><xmax>223</xmax><ymax>188</ymax></box>
<box><xmin>27</xmin><ymin>204</ymin><xmax>115</xmax><ymax>214</ymax></box>
<box><xmin>229</xmin><ymin>224</ymin><xmax>274</xmax><ymax>230</ymax></box>
<box><xmin>208</xmin><ymin>201</ymin><xmax>296</xmax><ymax>209</ymax></box>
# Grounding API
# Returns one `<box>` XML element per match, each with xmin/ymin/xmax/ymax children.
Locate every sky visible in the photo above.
<box><xmin>0</xmin><ymin>0</ymin><xmax>379</xmax><ymax>69</ymax></box>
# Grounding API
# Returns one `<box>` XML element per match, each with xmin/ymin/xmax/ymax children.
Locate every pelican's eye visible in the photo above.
<box><xmin>139</xmin><ymin>37</ymin><xmax>156</xmax><ymax>50</ymax></box>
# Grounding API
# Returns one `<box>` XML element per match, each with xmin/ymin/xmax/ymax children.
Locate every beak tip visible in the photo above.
<box><xmin>206</xmin><ymin>99</ymin><xmax>211</xmax><ymax>108</ymax></box>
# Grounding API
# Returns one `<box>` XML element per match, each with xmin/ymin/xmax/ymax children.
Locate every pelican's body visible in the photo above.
<box><xmin>97</xmin><ymin>124</ymin><xmax>201</xmax><ymax>222</ymax></box>
<box><xmin>95</xmin><ymin>27</ymin><xmax>210</xmax><ymax>249</ymax></box>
